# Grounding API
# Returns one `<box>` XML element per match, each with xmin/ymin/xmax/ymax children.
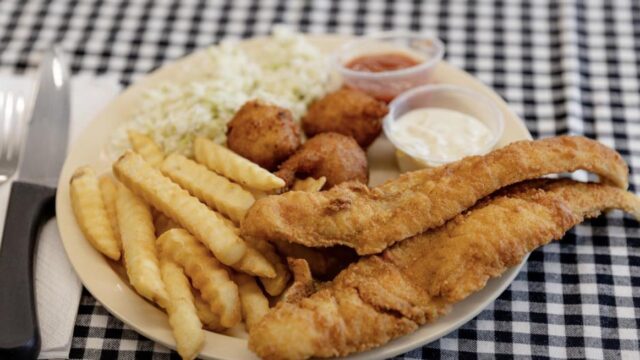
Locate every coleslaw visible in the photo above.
<box><xmin>109</xmin><ymin>27</ymin><xmax>333</xmax><ymax>158</ymax></box>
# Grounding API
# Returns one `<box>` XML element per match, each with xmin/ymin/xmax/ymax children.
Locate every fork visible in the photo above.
<box><xmin>0</xmin><ymin>91</ymin><xmax>25</xmax><ymax>184</ymax></box>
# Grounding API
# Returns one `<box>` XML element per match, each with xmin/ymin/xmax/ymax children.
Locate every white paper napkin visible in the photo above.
<box><xmin>0</xmin><ymin>73</ymin><xmax>121</xmax><ymax>359</ymax></box>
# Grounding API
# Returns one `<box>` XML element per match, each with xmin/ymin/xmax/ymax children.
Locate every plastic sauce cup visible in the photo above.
<box><xmin>333</xmin><ymin>31</ymin><xmax>445</xmax><ymax>102</ymax></box>
<box><xmin>383</xmin><ymin>84</ymin><xmax>504</xmax><ymax>172</ymax></box>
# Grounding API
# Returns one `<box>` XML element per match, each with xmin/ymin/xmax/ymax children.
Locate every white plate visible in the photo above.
<box><xmin>56</xmin><ymin>35</ymin><xmax>532</xmax><ymax>360</ymax></box>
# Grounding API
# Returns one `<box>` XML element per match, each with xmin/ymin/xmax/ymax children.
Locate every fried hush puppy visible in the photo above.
<box><xmin>226</xmin><ymin>100</ymin><xmax>301</xmax><ymax>171</ymax></box>
<box><xmin>302</xmin><ymin>88</ymin><xmax>388</xmax><ymax>148</ymax></box>
<box><xmin>276</xmin><ymin>132</ymin><xmax>368</xmax><ymax>188</ymax></box>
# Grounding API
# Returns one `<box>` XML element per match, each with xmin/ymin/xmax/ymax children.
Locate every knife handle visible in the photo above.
<box><xmin>0</xmin><ymin>181</ymin><xmax>56</xmax><ymax>359</ymax></box>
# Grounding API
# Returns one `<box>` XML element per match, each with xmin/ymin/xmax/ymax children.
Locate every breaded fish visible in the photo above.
<box><xmin>271</xmin><ymin>239</ymin><xmax>358</xmax><ymax>280</ymax></box>
<box><xmin>279</xmin><ymin>258</ymin><xmax>317</xmax><ymax>304</ymax></box>
<box><xmin>242</xmin><ymin>136</ymin><xmax>629</xmax><ymax>255</ymax></box>
<box><xmin>248</xmin><ymin>180</ymin><xmax>640</xmax><ymax>359</ymax></box>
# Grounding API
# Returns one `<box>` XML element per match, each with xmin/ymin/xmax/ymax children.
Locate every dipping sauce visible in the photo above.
<box><xmin>390</xmin><ymin>108</ymin><xmax>494</xmax><ymax>164</ymax></box>
<box><xmin>346</xmin><ymin>52</ymin><xmax>421</xmax><ymax>73</ymax></box>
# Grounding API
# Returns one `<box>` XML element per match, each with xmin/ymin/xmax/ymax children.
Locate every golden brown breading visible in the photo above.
<box><xmin>271</xmin><ymin>239</ymin><xmax>357</xmax><ymax>280</ymax></box>
<box><xmin>279</xmin><ymin>258</ymin><xmax>316</xmax><ymax>304</ymax></box>
<box><xmin>302</xmin><ymin>88</ymin><xmax>388</xmax><ymax>148</ymax></box>
<box><xmin>275</xmin><ymin>132</ymin><xmax>368</xmax><ymax>188</ymax></box>
<box><xmin>227</xmin><ymin>100</ymin><xmax>301</xmax><ymax>171</ymax></box>
<box><xmin>242</xmin><ymin>136</ymin><xmax>629</xmax><ymax>255</ymax></box>
<box><xmin>248</xmin><ymin>180</ymin><xmax>640</xmax><ymax>359</ymax></box>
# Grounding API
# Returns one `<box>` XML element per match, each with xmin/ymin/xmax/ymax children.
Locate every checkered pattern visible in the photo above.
<box><xmin>1</xmin><ymin>0</ymin><xmax>639</xmax><ymax>358</ymax></box>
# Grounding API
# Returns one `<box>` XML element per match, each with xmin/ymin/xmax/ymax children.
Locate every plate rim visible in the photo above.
<box><xmin>56</xmin><ymin>34</ymin><xmax>533</xmax><ymax>360</ymax></box>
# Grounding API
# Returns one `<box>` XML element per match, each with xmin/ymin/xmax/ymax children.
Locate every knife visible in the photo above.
<box><xmin>0</xmin><ymin>48</ymin><xmax>70</xmax><ymax>359</ymax></box>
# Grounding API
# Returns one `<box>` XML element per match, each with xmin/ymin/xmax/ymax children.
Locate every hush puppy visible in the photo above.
<box><xmin>227</xmin><ymin>101</ymin><xmax>301</xmax><ymax>171</ymax></box>
<box><xmin>302</xmin><ymin>88</ymin><xmax>388</xmax><ymax>148</ymax></box>
<box><xmin>276</xmin><ymin>132</ymin><xmax>368</xmax><ymax>188</ymax></box>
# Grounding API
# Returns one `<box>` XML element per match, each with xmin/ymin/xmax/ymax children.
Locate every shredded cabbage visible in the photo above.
<box><xmin>109</xmin><ymin>27</ymin><xmax>332</xmax><ymax>158</ymax></box>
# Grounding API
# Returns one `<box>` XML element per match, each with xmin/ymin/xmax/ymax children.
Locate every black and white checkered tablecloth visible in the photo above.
<box><xmin>2</xmin><ymin>0</ymin><xmax>639</xmax><ymax>359</ymax></box>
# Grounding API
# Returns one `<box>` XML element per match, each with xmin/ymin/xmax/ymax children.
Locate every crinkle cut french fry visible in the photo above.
<box><xmin>233</xmin><ymin>246</ymin><xmax>276</xmax><ymax>278</ymax></box>
<box><xmin>292</xmin><ymin>177</ymin><xmax>327</xmax><ymax>192</ymax></box>
<box><xmin>157</xmin><ymin>228</ymin><xmax>241</xmax><ymax>328</ymax></box>
<box><xmin>70</xmin><ymin>166</ymin><xmax>120</xmax><ymax>260</ymax></box>
<box><xmin>159</xmin><ymin>211</ymin><xmax>274</xmax><ymax>279</ymax></box>
<box><xmin>244</xmin><ymin>237</ymin><xmax>290</xmax><ymax>296</ymax></box>
<box><xmin>154</xmin><ymin>212</ymin><xmax>180</xmax><ymax>237</ymax></box>
<box><xmin>98</xmin><ymin>175</ymin><xmax>121</xmax><ymax>250</ymax></box>
<box><xmin>219</xmin><ymin>215</ymin><xmax>240</xmax><ymax>234</ymax></box>
<box><xmin>159</xmin><ymin>258</ymin><xmax>204</xmax><ymax>360</ymax></box>
<box><xmin>244</xmin><ymin>186</ymin><xmax>269</xmax><ymax>200</ymax></box>
<box><xmin>193</xmin><ymin>137</ymin><xmax>285</xmax><ymax>191</ymax></box>
<box><xmin>113</xmin><ymin>151</ymin><xmax>247</xmax><ymax>265</ymax></box>
<box><xmin>128</xmin><ymin>130</ymin><xmax>165</xmax><ymax>168</ymax></box>
<box><xmin>213</xmin><ymin>218</ymin><xmax>275</xmax><ymax>278</ymax></box>
<box><xmin>235</xmin><ymin>273</ymin><xmax>269</xmax><ymax>331</ymax></box>
<box><xmin>117</xmin><ymin>183</ymin><xmax>168</xmax><ymax>307</ymax></box>
<box><xmin>160</xmin><ymin>154</ymin><xmax>255</xmax><ymax>223</ymax></box>
<box><xmin>192</xmin><ymin>287</ymin><xmax>224</xmax><ymax>332</ymax></box>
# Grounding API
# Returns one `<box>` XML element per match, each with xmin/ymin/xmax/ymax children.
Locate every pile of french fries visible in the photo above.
<box><xmin>70</xmin><ymin>132</ymin><xmax>324</xmax><ymax>359</ymax></box>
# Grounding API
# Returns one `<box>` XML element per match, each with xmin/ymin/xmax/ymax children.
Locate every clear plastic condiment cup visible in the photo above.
<box><xmin>333</xmin><ymin>31</ymin><xmax>445</xmax><ymax>102</ymax></box>
<box><xmin>382</xmin><ymin>84</ymin><xmax>505</xmax><ymax>172</ymax></box>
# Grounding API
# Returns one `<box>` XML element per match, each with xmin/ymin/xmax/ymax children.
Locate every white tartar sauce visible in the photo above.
<box><xmin>390</xmin><ymin>108</ymin><xmax>493</xmax><ymax>163</ymax></box>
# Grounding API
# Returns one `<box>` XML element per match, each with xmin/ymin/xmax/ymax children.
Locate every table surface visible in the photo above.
<box><xmin>2</xmin><ymin>0</ymin><xmax>639</xmax><ymax>359</ymax></box>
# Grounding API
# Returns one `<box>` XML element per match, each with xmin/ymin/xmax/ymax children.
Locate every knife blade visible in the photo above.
<box><xmin>0</xmin><ymin>47</ymin><xmax>70</xmax><ymax>359</ymax></box>
<box><xmin>19</xmin><ymin>48</ymin><xmax>71</xmax><ymax>187</ymax></box>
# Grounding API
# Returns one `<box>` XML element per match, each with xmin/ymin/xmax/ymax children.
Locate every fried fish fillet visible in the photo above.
<box><xmin>248</xmin><ymin>180</ymin><xmax>640</xmax><ymax>359</ymax></box>
<box><xmin>279</xmin><ymin>258</ymin><xmax>317</xmax><ymax>305</ymax></box>
<box><xmin>271</xmin><ymin>240</ymin><xmax>358</xmax><ymax>280</ymax></box>
<box><xmin>242</xmin><ymin>136</ymin><xmax>628</xmax><ymax>255</ymax></box>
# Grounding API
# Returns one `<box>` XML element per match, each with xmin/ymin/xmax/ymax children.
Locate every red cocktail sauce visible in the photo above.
<box><xmin>345</xmin><ymin>52</ymin><xmax>421</xmax><ymax>73</ymax></box>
